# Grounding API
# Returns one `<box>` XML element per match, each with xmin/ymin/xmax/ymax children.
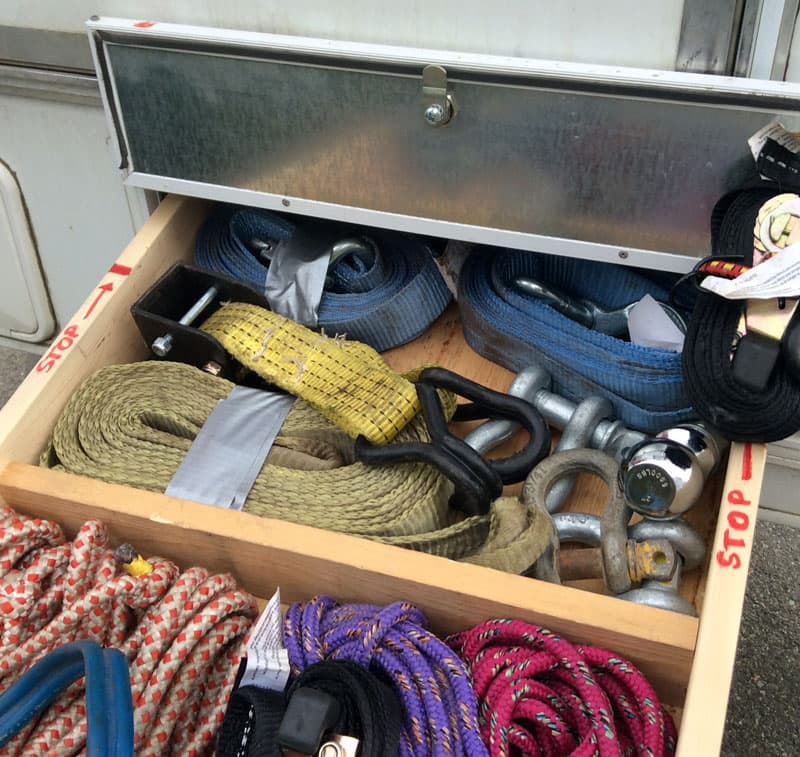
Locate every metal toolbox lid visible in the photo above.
<box><xmin>88</xmin><ymin>17</ymin><xmax>800</xmax><ymax>272</ymax></box>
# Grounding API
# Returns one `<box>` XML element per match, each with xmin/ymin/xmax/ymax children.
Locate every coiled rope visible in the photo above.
<box><xmin>283</xmin><ymin>595</ymin><xmax>489</xmax><ymax>757</ymax></box>
<box><xmin>0</xmin><ymin>505</ymin><xmax>258</xmax><ymax>756</ymax></box>
<box><xmin>446</xmin><ymin>619</ymin><xmax>677</xmax><ymax>757</ymax></box>
<box><xmin>42</xmin><ymin>361</ymin><xmax>555</xmax><ymax>572</ymax></box>
<box><xmin>195</xmin><ymin>205</ymin><xmax>452</xmax><ymax>352</ymax></box>
<box><xmin>682</xmin><ymin>189</ymin><xmax>800</xmax><ymax>442</ymax></box>
<box><xmin>458</xmin><ymin>248</ymin><xmax>693</xmax><ymax>433</ymax></box>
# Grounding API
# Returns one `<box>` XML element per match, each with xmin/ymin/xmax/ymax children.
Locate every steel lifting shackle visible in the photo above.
<box><xmin>552</xmin><ymin>511</ymin><xmax>706</xmax><ymax>615</ymax></box>
<box><xmin>464</xmin><ymin>366</ymin><xmax>619</xmax><ymax>514</ymax></box>
<box><xmin>464</xmin><ymin>365</ymin><xmax>727</xmax><ymax>518</ymax></box>
<box><xmin>618</xmin><ymin>519</ymin><xmax>707</xmax><ymax>616</ymax></box>
<box><xmin>522</xmin><ymin>448</ymin><xmax>676</xmax><ymax>595</ymax></box>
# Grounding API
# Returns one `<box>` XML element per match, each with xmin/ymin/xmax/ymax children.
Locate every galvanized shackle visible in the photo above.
<box><xmin>617</xmin><ymin>518</ymin><xmax>707</xmax><ymax>616</ymax></box>
<box><xmin>553</xmin><ymin>511</ymin><xmax>706</xmax><ymax>615</ymax></box>
<box><xmin>523</xmin><ymin>448</ymin><xmax>676</xmax><ymax>594</ymax></box>
<box><xmin>464</xmin><ymin>367</ymin><xmax>617</xmax><ymax>513</ymax></box>
<box><xmin>465</xmin><ymin>365</ymin><xmax>726</xmax><ymax>518</ymax></box>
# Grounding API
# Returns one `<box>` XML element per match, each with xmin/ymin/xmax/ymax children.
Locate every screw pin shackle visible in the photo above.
<box><xmin>553</xmin><ymin>510</ymin><xmax>706</xmax><ymax>615</ymax></box>
<box><xmin>464</xmin><ymin>365</ymin><xmax>727</xmax><ymax>518</ymax></box>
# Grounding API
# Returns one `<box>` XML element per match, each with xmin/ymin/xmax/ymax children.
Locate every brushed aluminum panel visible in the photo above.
<box><xmin>92</xmin><ymin>20</ymin><xmax>800</xmax><ymax>265</ymax></box>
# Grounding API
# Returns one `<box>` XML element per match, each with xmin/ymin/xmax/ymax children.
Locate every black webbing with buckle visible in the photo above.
<box><xmin>216</xmin><ymin>660</ymin><xmax>402</xmax><ymax>757</ymax></box>
<box><xmin>681</xmin><ymin>188</ymin><xmax>800</xmax><ymax>442</ymax></box>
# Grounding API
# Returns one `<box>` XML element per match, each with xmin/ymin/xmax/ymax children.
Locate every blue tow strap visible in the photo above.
<box><xmin>195</xmin><ymin>205</ymin><xmax>451</xmax><ymax>352</ymax></box>
<box><xmin>0</xmin><ymin>640</ymin><xmax>133</xmax><ymax>757</ymax></box>
<box><xmin>458</xmin><ymin>248</ymin><xmax>696</xmax><ymax>432</ymax></box>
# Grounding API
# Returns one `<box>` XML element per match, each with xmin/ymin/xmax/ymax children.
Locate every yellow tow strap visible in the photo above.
<box><xmin>201</xmin><ymin>302</ymin><xmax>419</xmax><ymax>444</ymax></box>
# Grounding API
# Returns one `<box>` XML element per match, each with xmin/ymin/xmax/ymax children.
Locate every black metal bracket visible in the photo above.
<box><xmin>131</xmin><ymin>262</ymin><xmax>269</xmax><ymax>379</ymax></box>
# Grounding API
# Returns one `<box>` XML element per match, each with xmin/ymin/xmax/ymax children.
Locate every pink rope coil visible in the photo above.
<box><xmin>446</xmin><ymin>619</ymin><xmax>677</xmax><ymax>757</ymax></box>
<box><xmin>0</xmin><ymin>505</ymin><xmax>258</xmax><ymax>756</ymax></box>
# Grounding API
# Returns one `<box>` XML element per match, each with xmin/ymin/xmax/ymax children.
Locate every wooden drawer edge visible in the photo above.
<box><xmin>0</xmin><ymin>461</ymin><xmax>697</xmax><ymax>706</ymax></box>
<box><xmin>0</xmin><ymin>194</ymin><xmax>208</xmax><ymax>466</ymax></box>
<box><xmin>677</xmin><ymin>442</ymin><xmax>767</xmax><ymax>756</ymax></box>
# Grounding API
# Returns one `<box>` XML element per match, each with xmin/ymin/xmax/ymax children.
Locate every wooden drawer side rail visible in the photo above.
<box><xmin>0</xmin><ymin>462</ymin><xmax>698</xmax><ymax>706</ymax></box>
<box><xmin>676</xmin><ymin>442</ymin><xmax>767</xmax><ymax>755</ymax></box>
<box><xmin>0</xmin><ymin>195</ymin><xmax>210</xmax><ymax>467</ymax></box>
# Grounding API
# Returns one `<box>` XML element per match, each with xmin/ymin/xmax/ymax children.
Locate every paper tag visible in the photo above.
<box><xmin>748</xmin><ymin>119</ymin><xmax>800</xmax><ymax>162</ymax></box>
<box><xmin>240</xmin><ymin>588</ymin><xmax>291</xmax><ymax>691</ymax></box>
<box><xmin>627</xmin><ymin>294</ymin><xmax>685</xmax><ymax>352</ymax></box>
<box><xmin>433</xmin><ymin>240</ymin><xmax>473</xmax><ymax>299</ymax></box>
<box><xmin>700</xmin><ymin>243</ymin><xmax>800</xmax><ymax>299</ymax></box>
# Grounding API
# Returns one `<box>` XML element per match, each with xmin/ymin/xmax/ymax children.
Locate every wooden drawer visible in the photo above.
<box><xmin>0</xmin><ymin>195</ymin><xmax>766</xmax><ymax>756</ymax></box>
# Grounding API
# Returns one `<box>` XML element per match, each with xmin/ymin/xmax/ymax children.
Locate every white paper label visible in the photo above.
<box><xmin>627</xmin><ymin>294</ymin><xmax>685</xmax><ymax>352</ymax></box>
<box><xmin>240</xmin><ymin>588</ymin><xmax>291</xmax><ymax>691</ymax></box>
<box><xmin>700</xmin><ymin>243</ymin><xmax>800</xmax><ymax>300</ymax></box>
<box><xmin>748</xmin><ymin>119</ymin><xmax>800</xmax><ymax>162</ymax></box>
<box><xmin>433</xmin><ymin>240</ymin><xmax>473</xmax><ymax>299</ymax></box>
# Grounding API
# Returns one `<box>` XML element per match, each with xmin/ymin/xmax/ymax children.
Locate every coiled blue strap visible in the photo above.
<box><xmin>195</xmin><ymin>205</ymin><xmax>451</xmax><ymax>351</ymax></box>
<box><xmin>0</xmin><ymin>640</ymin><xmax>133</xmax><ymax>757</ymax></box>
<box><xmin>458</xmin><ymin>248</ymin><xmax>696</xmax><ymax>432</ymax></box>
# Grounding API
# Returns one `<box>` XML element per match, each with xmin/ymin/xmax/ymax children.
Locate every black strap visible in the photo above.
<box><xmin>285</xmin><ymin>661</ymin><xmax>403</xmax><ymax>756</ymax></box>
<box><xmin>757</xmin><ymin>138</ymin><xmax>800</xmax><ymax>189</ymax></box>
<box><xmin>216</xmin><ymin>684</ymin><xmax>285</xmax><ymax>757</ymax></box>
<box><xmin>216</xmin><ymin>660</ymin><xmax>402</xmax><ymax>757</ymax></box>
<box><xmin>355</xmin><ymin>366</ymin><xmax>551</xmax><ymax>516</ymax></box>
<box><xmin>682</xmin><ymin>189</ymin><xmax>800</xmax><ymax>442</ymax></box>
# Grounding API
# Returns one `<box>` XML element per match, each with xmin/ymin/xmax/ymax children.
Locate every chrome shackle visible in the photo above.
<box><xmin>620</xmin><ymin>424</ymin><xmax>727</xmax><ymax>519</ymax></box>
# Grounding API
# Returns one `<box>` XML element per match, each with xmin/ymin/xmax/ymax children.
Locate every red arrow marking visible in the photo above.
<box><xmin>83</xmin><ymin>282</ymin><xmax>114</xmax><ymax>320</ymax></box>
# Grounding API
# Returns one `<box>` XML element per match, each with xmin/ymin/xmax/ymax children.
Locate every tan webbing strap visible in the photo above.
<box><xmin>42</xmin><ymin>362</ymin><xmax>555</xmax><ymax>573</ymax></box>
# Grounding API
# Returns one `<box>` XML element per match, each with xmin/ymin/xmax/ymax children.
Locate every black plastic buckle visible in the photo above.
<box><xmin>277</xmin><ymin>688</ymin><xmax>340</xmax><ymax>755</ymax></box>
<box><xmin>131</xmin><ymin>262</ymin><xmax>269</xmax><ymax>379</ymax></box>
<box><xmin>354</xmin><ymin>366</ymin><xmax>550</xmax><ymax>516</ymax></box>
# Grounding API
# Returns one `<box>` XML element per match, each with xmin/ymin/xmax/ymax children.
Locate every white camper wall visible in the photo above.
<box><xmin>0</xmin><ymin>1</ymin><xmax>686</xmax><ymax>69</ymax></box>
<box><xmin>0</xmin><ymin>69</ymin><xmax>148</xmax><ymax>337</ymax></box>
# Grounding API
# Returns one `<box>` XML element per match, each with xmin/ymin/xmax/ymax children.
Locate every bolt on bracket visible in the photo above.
<box><xmin>422</xmin><ymin>64</ymin><xmax>456</xmax><ymax>126</ymax></box>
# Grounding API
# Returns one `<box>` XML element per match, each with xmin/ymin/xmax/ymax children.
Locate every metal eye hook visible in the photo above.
<box><xmin>328</xmin><ymin>236</ymin><xmax>380</xmax><ymax>269</ymax></box>
<box><xmin>252</xmin><ymin>235</ymin><xmax>380</xmax><ymax>271</ymax></box>
<box><xmin>250</xmin><ymin>237</ymin><xmax>274</xmax><ymax>262</ymax></box>
<box><xmin>512</xmin><ymin>276</ymin><xmax>687</xmax><ymax>337</ymax></box>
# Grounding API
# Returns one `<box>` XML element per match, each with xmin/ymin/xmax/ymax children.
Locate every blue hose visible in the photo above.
<box><xmin>0</xmin><ymin>640</ymin><xmax>133</xmax><ymax>757</ymax></box>
<box><xmin>195</xmin><ymin>205</ymin><xmax>451</xmax><ymax>352</ymax></box>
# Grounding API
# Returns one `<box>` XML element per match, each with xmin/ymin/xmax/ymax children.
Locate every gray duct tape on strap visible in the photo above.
<box><xmin>264</xmin><ymin>224</ymin><xmax>334</xmax><ymax>326</ymax></box>
<box><xmin>166</xmin><ymin>385</ymin><xmax>295</xmax><ymax>510</ymax></box>
<box><xmin>169</xmin><ymin>224</ymin><xmax>331</xmax><ymax>507</ymax></box>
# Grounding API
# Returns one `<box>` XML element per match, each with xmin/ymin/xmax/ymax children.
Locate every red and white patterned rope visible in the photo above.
<box><xmin>0</xmin><ymin>504</ymin><xmax>258</xmax><ymax>756</ymax></box>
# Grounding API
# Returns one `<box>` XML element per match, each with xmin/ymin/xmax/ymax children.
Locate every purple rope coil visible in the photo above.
<box><xmin>283</xmin><ymin>596</ymin><xmax>488</xmax><ymax>757</ymax></box>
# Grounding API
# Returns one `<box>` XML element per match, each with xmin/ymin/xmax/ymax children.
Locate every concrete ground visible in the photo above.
<box><xmin>722</xmin><ymin>520</ymin><xmax>800</xmax><ymax>756</ymax></box>
<box><xmin>0</xmin><ymin>345</ymin><xmax>797</xmax><ymax>755</ymax></box>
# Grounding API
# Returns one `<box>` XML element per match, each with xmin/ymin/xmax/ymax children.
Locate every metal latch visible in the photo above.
<box><xmin>317</xmin><ymin>735</ymin><xmax>359</xmax><ymax>757</ymax></box>
<box><xmin>422</xmin><ymin>65</ymin><xmax>456</xmax><ymax>127</ymax></box>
